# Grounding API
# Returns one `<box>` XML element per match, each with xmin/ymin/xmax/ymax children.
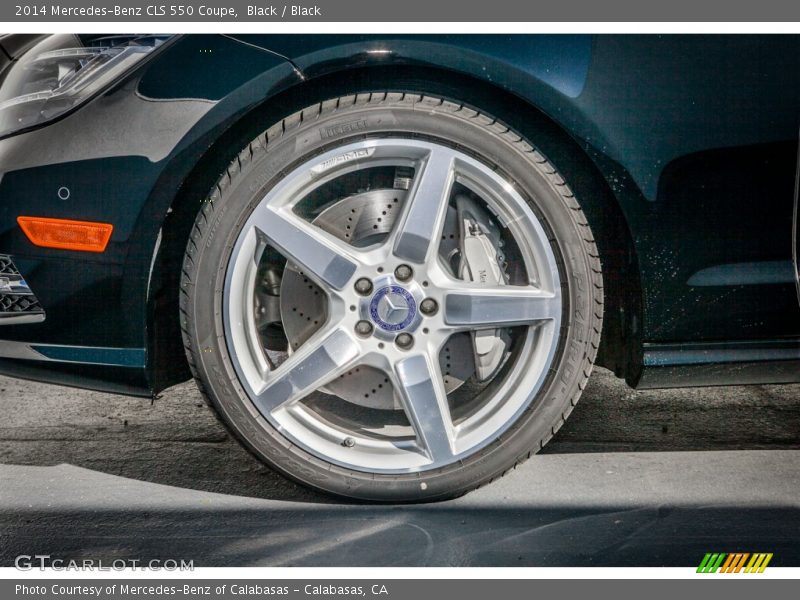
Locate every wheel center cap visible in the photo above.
<box><xmin>370</xmin><ymin>285</ymin><xmax>417</xmax><ymax>331</ymax></box>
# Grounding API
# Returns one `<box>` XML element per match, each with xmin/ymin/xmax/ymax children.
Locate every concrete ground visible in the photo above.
<box><xmin>0</xmin><ymin>368</ymin><xmax>798</xmax><ymax>566</ymax></box>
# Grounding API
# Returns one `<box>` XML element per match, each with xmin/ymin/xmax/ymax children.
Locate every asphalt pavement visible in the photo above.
<box><xmin>0</xmin><ymin>368</ymin><xmax>798</xmax><ymax>567</ymax></box>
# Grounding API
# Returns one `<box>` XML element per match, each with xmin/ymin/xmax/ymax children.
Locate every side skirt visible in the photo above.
<box><xmin>635</xmin><ymin>339</ymin><xmax>800</xmax><ymax>389</ymax></box>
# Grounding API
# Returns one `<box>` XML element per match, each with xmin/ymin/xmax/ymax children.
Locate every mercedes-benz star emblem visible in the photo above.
<box><xmin>369</xmin><ymin>285</ymin><xmax>417</xmax><ymax>331</ymax></box>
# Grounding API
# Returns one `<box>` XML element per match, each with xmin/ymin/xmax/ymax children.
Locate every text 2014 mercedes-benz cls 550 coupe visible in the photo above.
<box><xmin>0</xmin><ymin>34</ymin><xmax>798</xmax><ymax>501</ymax></box>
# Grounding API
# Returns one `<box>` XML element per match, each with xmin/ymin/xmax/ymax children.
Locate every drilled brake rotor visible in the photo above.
<box><xmin>280</xmin><ymin>189</ymin><xmax>474</xmax><ymax>409</ymax></box>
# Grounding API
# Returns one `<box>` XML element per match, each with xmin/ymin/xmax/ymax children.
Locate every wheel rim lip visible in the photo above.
<box><xmin>223</xmin><ymin>137</ymin><xmax>563</xmax><ymax>474</ymax></box>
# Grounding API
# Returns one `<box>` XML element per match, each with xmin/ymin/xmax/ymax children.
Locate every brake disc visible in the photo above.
<box><xmin>280</xmin><ymin>187</ymin><xmax>475</xmax><ymax>410</ymax></box>
<box><xmin>274</xmin><ymin>176</ymin><xmax>512</xmax><ymax>410</ymax></box>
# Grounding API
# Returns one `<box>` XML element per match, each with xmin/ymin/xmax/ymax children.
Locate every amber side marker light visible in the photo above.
<box><xmin>17</xmin><ymin>216</ymin><xmax>114</xmax><ymax>253</ymax></box>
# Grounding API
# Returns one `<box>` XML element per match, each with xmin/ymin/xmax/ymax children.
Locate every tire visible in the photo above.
<box><xmin>180</xmin><ymin>93</ymin><xmax>603</xmax><ymax>502</ymax></box>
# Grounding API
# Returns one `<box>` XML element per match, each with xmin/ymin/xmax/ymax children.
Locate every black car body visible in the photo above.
<box><xmin>1</xmin><ymin>34</ymin><xmax>797</xmax><ymax>396</ymax></box>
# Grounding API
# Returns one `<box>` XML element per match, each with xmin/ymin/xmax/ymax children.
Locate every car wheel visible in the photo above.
<box><xmin>180</xmin><ymin>93</ymin><xmax>603</xmax><ymax>502</ymax></box>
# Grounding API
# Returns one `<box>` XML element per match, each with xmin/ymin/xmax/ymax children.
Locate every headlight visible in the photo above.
<box><xmin>0</xmin><ymin>34</ymin><xmax>171</xmax><ymax>139</ymax></box>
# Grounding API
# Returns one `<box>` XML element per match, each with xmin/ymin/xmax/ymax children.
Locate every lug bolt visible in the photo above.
<box><xmin>420</xmin><ymin>298</ymin><xmax>438</xmax><ymax>315</ymax></box>
<box><xmin>354</xmin><ymin>277</ymin><xmax>373</xmax><ymax>295</ymax></box>
<box><xmin>394</xmin><ymin>264</ymin><xmax>413</xmax><ymax>282</ymax></box>
<box><xmin>342</xmin><ymin>437</ymin><xmax>356</xmax><ymax>447</ymax></box>
<box><xmin>355</xmin><ymin>320</ymin><xmax>373</xmax><ymax>337</ymax></box>
<box><xmin>395</xmin><ymin>333</ymin><xmax>414</xmax><ymax>350</ymax></box>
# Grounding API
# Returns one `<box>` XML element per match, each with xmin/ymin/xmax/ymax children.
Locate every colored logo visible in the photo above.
<box><xmin>697</xmin><ymin>552</ymin><xmax>773</xmax><ymax>573</ymax></box>
<box><xmin>370</xmin><ymin>285</ymin><xmax>416</xmax><ymax>331</ymax></box>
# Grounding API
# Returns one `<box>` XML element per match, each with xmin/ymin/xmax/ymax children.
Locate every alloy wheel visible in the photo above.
<box><xmin>224</xmin><ymin>138</ymin><xmax>562</xmax><ymax>473</ymax></box>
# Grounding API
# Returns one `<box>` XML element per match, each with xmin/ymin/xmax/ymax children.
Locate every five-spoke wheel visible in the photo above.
<box><xmin>181</xmin><ymin>94</ymin><xmax>602</xmax><ymax>500</ymax></box>
<box><xmin>225</xmin><ymin>139</ymin><xmax>561</xmax><ymax>472</ymax></box>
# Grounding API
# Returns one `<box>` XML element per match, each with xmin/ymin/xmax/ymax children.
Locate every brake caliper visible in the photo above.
<box><xmin>456</xmin><ymin>195</ymin><xmax>511</xmax><ymax>381</ymax></box>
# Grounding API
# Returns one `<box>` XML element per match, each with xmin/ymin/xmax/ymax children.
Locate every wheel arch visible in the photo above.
<box><xmin>146</xmin><ymin>63</ymin><xmax>644</xmax><ymax>394</ymax></box>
